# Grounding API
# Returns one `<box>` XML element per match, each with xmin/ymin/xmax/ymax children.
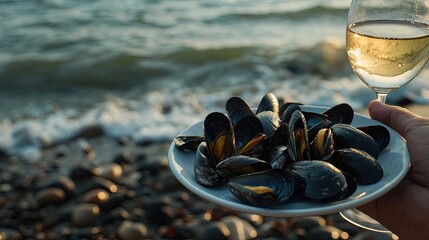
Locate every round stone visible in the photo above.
<box><xmin>117</xmin><ymin>220</ymin><xmax>148</xmax><ymax>240</ymax></box>
<box><xmin>71</xmin><ymin>203</ymin><xmax>101</xmax><ymax>227</ymax></box>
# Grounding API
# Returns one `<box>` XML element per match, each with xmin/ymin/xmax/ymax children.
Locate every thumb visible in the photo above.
<box><xmin>368</xmin><ymin>100</ymin><xmax>421</xmax><ymax>138</ymax></box>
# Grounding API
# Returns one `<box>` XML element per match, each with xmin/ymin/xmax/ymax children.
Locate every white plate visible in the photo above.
<box><xmin>167</xmin><ymin>106</ymin><xmax>410</xmax><ymax>217</ymax></box>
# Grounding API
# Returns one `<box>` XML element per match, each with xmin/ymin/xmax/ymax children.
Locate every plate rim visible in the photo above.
<box><xmin>167</xmin><ymin>105</ymin><xmax>410</xmax><ymax>217</ymax></box>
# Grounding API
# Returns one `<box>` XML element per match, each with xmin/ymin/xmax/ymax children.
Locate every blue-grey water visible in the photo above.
<box><xmin>1</xmin><ymin>0</ymin><xmax>429</xmax><ymax>160</ymax></box>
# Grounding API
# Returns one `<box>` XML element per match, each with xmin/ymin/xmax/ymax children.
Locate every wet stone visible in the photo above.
<box><xmin>97</xmin><ymin>163</ymin><xmax>123</xmax><ymax>182</ymax></box>
<box><xmin>258</xmin><ymin>220</ymin><xmax>288</xmax><ymax>238</ymax></box>
<box><xmin>69</xmin><ymin>165</ymin><xmax>97</xmax><ymax>181</ymax></box>
<box><xmin>71</xmin><ymin>203</ymin><xmax>101</xmax><ymax>228</ymax></box>
<box><xmin>35</xmin><ymin>187</ymin><xmax>66</xmax><ymax>207</ymax></box>
<box><xmin>306</xmin><ymin>226</ymin><xmax>349</xmax><ymax>240</ymax></box>
<box><xmin>99</xmin><ymin>191</ymin><xmax>130</xmax><ymax>211</ymax></box>
<box><xmin>77</xmin><ymin>176</ymin><xmax>118</xmax><ymax>194</ymax></box>
<box><xmin>0</xmin><ymin>228</ymin><xmax>23</xmax><ymax>240</ymax></box>
<box><xmin>80</xmin><ymin>189</ymin><xmax>110</xmax><ymax>205</ymax></box>
<box><xmin>221</xmin><ymin>215</ymin><xmax>258</xmax><ymax>240</ymax></box>
<box><xmin>117</xmin><ymin>220</ymin><xmax>148</xmax><ymax>240</ymax></box>
<box><xmin>197</xmin><ymin>221</ymin><xmax>230</xmax><ymax>240</ymax></box>
<box><xmin>168</xmin><ymin>218</ymin><xmax>203</xmax><ymax>239</ymax></box>
<box><xmin>36</xmin><ymin>176</ymin><xmax>76</xmax><ymax>198</ymax></box>
<box><xmin>76</xmin><ymin>125</ymin><xmax>104</xmax><ymax>139</ymax></box>
<box><xmin>290</xmin><ymin>216</ymin><xmax>327</xmax><ymax>231</ymax></box>
<box><xmin>113</xmin><ymin>152</ymin><xmax>135</xmax><ymax>165</ymax></box>
<box><xmin>144</xmin><ymin>205</ymin><xmax>176</xmax><ymax>225</ymax></box>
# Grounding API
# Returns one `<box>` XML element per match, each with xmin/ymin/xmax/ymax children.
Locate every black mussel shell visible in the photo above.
<box><xmin>310</xmin><ymin>128</ymin><xmax>334</xmax><ymax>161</ymax></box>
<box><xmin>194</xmin><ymin>142</ymin><xmax>224</xmax><ymax>186</ymax></box>
<box><xmin>238</xmin><ymin>134</ymin><xmax>270</xmax><ymax>159</ymax></box>
<box><xmin>268</xmin><ymin>123</ymin><xmax>289</xmax><ymax>148</ymax></box>
<box><xmin>358</xmin><ymin>125</ymin><xmax>390</xmax><ymax>151</ymax></box>
<box><xmin>280</xmin><ymin>103</ymin><xmax>302</xmax><ymax>124</ymax></box>
<box><xmin>330</xmin><ymin>148</ymin><xmax>383</xmax><ymax>185</ymax></box>
<box><xmin>323</xmin><ymin>103</ymin><xmax>354</xmax><ymax>125</ymax></box>
<box><xmin>237</xmin><ymin>133</ymin><xmax>267</xmax><ymax>157</ymax></box>
<box><xmin>256</xmin><ymin>92</ymin><xmax>279</xmax><ymax>114</ymax></box>
<box><xmin>174</xmin><ymin>136</ymin><xmax>205</xmax><ymax>151</ymax></box>
<box><xmin>266</xmin><ymin>145</ymin><xmax>292</xmax><ymax>169</ymax></box>
<box><xmin>302</xmin><ymin>111</ymin><xmax>332</xmax><ymax>141</ymax></box>
<box><xmin>226</xmin><ymin>97</ymin><xmax>254</xmax><ymax>126</ymax></box>
<box><xmin>227</xmin><ymin>169</ymin><xmax>295</xmax><ymax>207</ymax></box>
<box><xmin>216</xmin><ymin>156</ymin><xmax>272</xmax><ymax>179</ymax></box>
<box><xmin>287</xmin><ymin>110</ymin><xmax>310</xmax><ymax>162</ymax></box>
<box><xmin>288</xmin><ymin>160</ymin><xmax>348</xmax><ymax>202</ymax></box>
<box><xmin>204</xmin><ymin>112</ymin><xmax>235</xmax><ymax>165</ymax></box>
<box><xmin>256</xmin><ymin>111</ymin><xmax>280</xmax><ymax>137</ymax></box>
<box><xmin>234</xmin><ymin>115</ymin><xmax>264</xmax><ymax>152</ymax></box>
<box><xmin>331</xmin><ymin>123</ymin><xmax>379</xmax><ymax>158</ymax></box>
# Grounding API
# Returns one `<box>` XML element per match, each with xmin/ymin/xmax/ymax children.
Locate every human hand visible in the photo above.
<box><xmin>358</xmin><ymin>100</ymin><xmax>429</xmax><ymax>240</ymax></box>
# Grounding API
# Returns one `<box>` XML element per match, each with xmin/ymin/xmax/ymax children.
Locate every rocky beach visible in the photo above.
<box><xmin>3</xmin><ymin>103</ymin><xmax>427</xmax><ymax>239</ymax></box>
<box><xmin>2</xmin><ymin>0</ymin><xmax>429</xmax><ymax>238</ymax></box>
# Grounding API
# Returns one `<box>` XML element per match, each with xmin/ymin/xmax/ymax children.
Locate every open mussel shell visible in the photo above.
<box><xmin>234</xmin><ymin>115</ymin><xmax>264</xmax><ymax>152</ymax></box>
<box><xmin>256</xmin><ymin>92</ymin><xmax>279</xmax><ymax>114</ymax></box>
<box><xmin>310</xmin><ymin>128</ymin><xmax>334</xmax><ymax>161</ymax></box>
<box><xmin>237</xmin><ymin>133</ymin><xmax>267</xmax><ymax>157</ymax></box>
<box><xmin>226</xmin><ymin>97</ymin><xmax>254</xmax><ymax>126</ymax></box>
<box><xmin>302</xmin><ymin>111</ymin><xmax>333</xmax><ymax>141</ymax></box>
<box><xmin>331</xmin><ymin>123</ymin><xmax>379</xmax><ymax>159</ymax></box>
<box><xmin>358</xmin><ymin>125</ymin><xmax>390</xmax><ymax>151</ymax></box>
<box><xmin>227</xmin><ymin>169</ymin><xmax>295</xmax><ymax>207</ymax></box>
<box><xmin>288</xmin><ymin>160</ymin><xmax>350</xmax><ymax>202</ymax></box>
<box><xmin>330</xmin><ymin>148</ymin><xmax>383</xmax><ymax>185</ymax></box>
<box><xmin>280</xmin><ymin>103</ymin><xmax>302</xmax><ymax>124</ymax></box>
<box><xmin>287</xmin><ymin>110</ymin><xmax>310</xmax><ymax>162</ymax></box>
<box><xmin>194</xmin><ymin>142</ymin><xmax>224</xmax><ymax>186</ymax></box>
<box><xmin>322</xmin><ymin>103</ymin><xmax>354</xmax><ymax>125</ymax></box>
<box><xmin>204</xmin><ymin>112</ymin><xmax>235</xmax><ymax>165</ymax></box>
<box><xmin>216</xmin><ymin>156</ymin><xmax>272</xmax><ymax>179</ymax></box>
<box><xmin>174</xmin><ymin>136</ymin><xmax>205</xmax><ymax>151</ymax></box>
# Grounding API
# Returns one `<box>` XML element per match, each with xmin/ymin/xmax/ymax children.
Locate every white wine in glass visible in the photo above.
<box><xmin>346</xmin><ymin>1</ymin><xmax>429</xmax><ymax>103</ymax></box>
<box><xmin>343</xmin><ymin>0</ymin><xmax>429</xmax><ymax>233</ymax></box>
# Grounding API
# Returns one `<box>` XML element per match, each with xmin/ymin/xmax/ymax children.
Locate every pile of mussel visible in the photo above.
<box><xmin>174</xmin><ymin>93</ymin><xmax>390</xmax><ymax>207</ymax></box>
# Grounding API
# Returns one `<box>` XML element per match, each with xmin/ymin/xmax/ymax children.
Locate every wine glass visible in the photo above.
<box><xmin>346</xmin><ymin>0</ymin><xmax>429</xmax><ymax>103</ymax></box>
<box><xmin>342</xmin><ymin>0</ymin><xmax>429</xmax><ymax>233</ymax></box>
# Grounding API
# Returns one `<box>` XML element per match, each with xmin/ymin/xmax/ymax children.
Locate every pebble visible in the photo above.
<box><xmin>113</xmin><ymin>152</ymin><xmax>135</xmax><ymax>165</ymax></box>
<box><xmin>306</xmin><ymin>226</ymin><xmax>349</xmax><ymax>240</ymax></box>
<box><xmin>1</xmin><ymin>137</ymin><xmax>394</xmax><ymax>239</ymax></box>
<box><xmin>290</xmin><ymin>216</ymin><xmax>327</xmax><ymax>231</ymax></box>
<box><xmin>35</xmin><ymin>187</ymin><xmax>66</xmax><ymax>207</ymax></box>
<box><xmin>37</xmin><ymin>176</ymin><xmax>76</xmax><ymax>198</ymax></box>
<box><xmin>0</xmin><ymin>228</ymin><xmax>22</xmax><ymax>240</ymax></box>
<box><xmin>71</xmin><ymin>203</ymin><xmax>100</xmax><ymax>227</ymax></box>
<box><xmin>117</xmin><ymin>220</ymin><xmax>148</xmax><ymax>240</ymax></box>
<box><xmin>78</xmin><ymin>176</ymin><xmax>118</xmax><ymax>194</ymax></box>
<box><xmin>97</xmin><ymin>163</ymin><xmax>123</xmax><ymax>181</ymax></box>
<box><xmin>81</xmin><ymin>189</ymin><xmax>110</xmax><ymax>205</ymax></box>
<box><xmin>222</xmin><ymin>215</ymin><xmax>258</xmax><ymax>240</ymax></box>
<box><xmin>198</xmin><ymin>221</ymin><xmax>230</xmax><ymax>240</ymax></box>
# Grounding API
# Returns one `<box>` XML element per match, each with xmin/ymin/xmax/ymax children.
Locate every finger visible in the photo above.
<box><xmin>368</xmin><ymin>100</ymin><xmax>421</xmax><ymax>138</ymax></box>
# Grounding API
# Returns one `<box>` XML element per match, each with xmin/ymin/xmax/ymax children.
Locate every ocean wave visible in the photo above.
<box><xmin>1</xmin><ymin>39</ymin><xmax>350</xmax><ymax>90</ymax></box>
<box><xmin>208</xmin><ymin>5</ymin><xmax>348</xmax><ymax>23</ymax></box>
<box><xmin>2</xmin><ymin>67</ymin><xmax>429</xmax><ymax>162</ymax></box>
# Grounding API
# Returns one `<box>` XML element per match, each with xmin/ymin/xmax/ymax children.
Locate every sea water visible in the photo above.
<box><xmin>1</xmin><ymin>0</ymin><xmax>429</xmax><ymax>160</ymax></box>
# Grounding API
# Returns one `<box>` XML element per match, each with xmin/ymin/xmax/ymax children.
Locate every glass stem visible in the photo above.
<box><xmin>376</xmin><ymin>93</ymin><xmax>388</xmax><ymax>103</ymax></box>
